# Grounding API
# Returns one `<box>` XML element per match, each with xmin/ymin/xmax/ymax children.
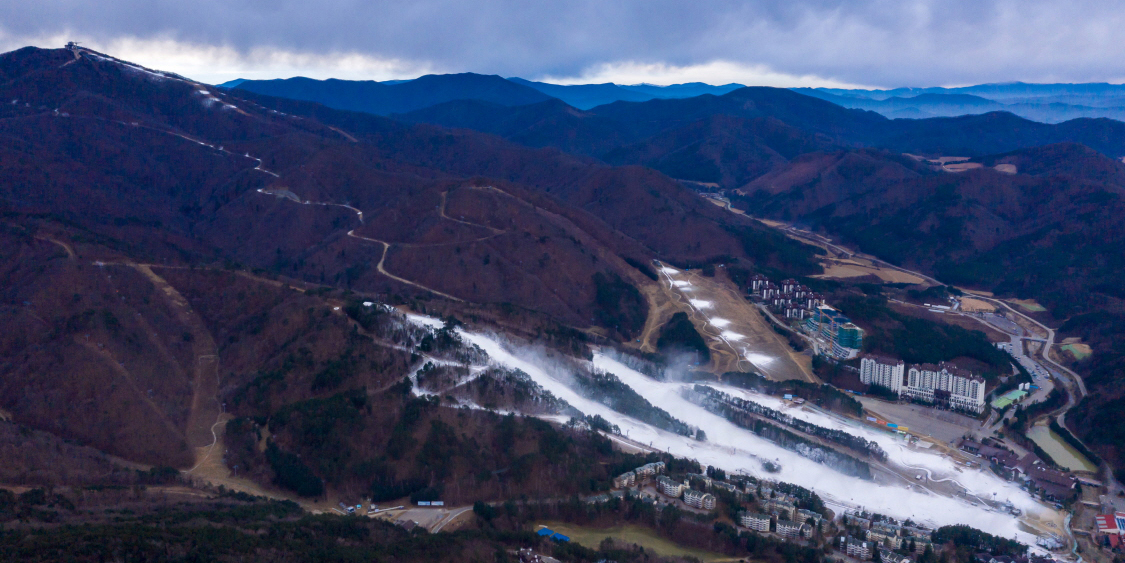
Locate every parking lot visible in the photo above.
<box><xmin>858</xmin><ymin>398</ymin><xmax>985</xmax><ymax>444</ymax></box>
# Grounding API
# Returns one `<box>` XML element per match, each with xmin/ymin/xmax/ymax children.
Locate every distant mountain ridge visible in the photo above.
<box><xmin>507</xmin><ymin>78</ymin><xmax>746</xmax><ymax>109</ymax></box>
<box><xmin>797</xmin><ymin>82</ymin><xmax>1125</xmax><ymax>123</ymax></box>
<box><xmin>227</xmin><ymin>74</ymin><xmax>748</xmax><ymax>113</ymax></box>
<box><xmin>230</xmin><ymin>73</ymin><xmax>555</xmax><ymax>115</ymax></box>
<box><xmin>229</xmin><ymin>72</ymin><xmax>1125</xmax><ymax>124</ymax></box>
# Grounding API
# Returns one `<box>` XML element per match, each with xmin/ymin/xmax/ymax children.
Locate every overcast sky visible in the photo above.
<box><xmin>3</xmin><ymin>0</ymin><xmax>1125</xmax><ymax>88</ymax></box>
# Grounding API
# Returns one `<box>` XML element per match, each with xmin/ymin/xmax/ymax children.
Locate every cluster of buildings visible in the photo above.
<box><xmin>839</xmin><ymin>536</ymin><xmax>930</xmax><ymax>563</ymax></box>
<box><xmin>737</xmin><ymin>507</ymin><xmax>821</xmax><ymax>540</ymax></box>
<box><xmin>972</xmin><ymin>553</ymin><xmax>1063</xmax><ymax>563</ymax></box>
<box><xmin>612</xmin><ymin>466</ymin><xmax>831</xmax><ymax>542</ymax></box>
<box><xmin>860</xmin><ymin>355</ymin><xmax>987</xmax><ymax>414</ymax></box>
<box><xmin>751</xmin><ymin>276</ymin><xmax>826</xmax><ymax>317</ymax></box>
<box><xmin>958</xmin><ymin>439</ymin><xmax>1076</xmax><ymax>502</ymax></box>
<box><xmin>654</xmin><ymin>475</ymin><xmax>716</xmax><ymax>510</ymax></box>
<box><xmin>736</xmin><ymin>485</ymin><xmax>824</xmax><ymax>540</ymax></box>
<box><xmin>612</xmin><ymin>463</ymin><xmax>723</xmax><ymax>511</ymax></box>
<box><xmin>611</xmin><ymin>461</ymin><xmax>665</xmax><ymax>489</ymax></box>
<box><xmin>748</xmin><ymin>275</ymin><xmax>862</xmax><ymax>359</ymax></box>
<box><xmin>837</xmin><ymin>513</ymin><xmax>935</xmax><ymax>563</ymax></box>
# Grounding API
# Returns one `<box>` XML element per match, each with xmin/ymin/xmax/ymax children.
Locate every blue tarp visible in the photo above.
<box><xmin>536</xmin><ymin>528</ymin><xmax>554</xmax><ymax>537</ymax></box>
<box><xmin>551</xmin><ymin>533</ymin><xmax>570</xmax><ymax>542</ymax></box>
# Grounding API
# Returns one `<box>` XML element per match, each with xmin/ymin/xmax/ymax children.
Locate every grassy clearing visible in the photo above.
<box><xmin>1061</xmin><ymin>344</ymin><xmax>1092</xmax><ymax>361</ymax></box>
<box><xmin>535</xmin><ymin>521</ymin><xmax>732</xmax><ymax>562</ymax></box>
<box><xmin>1010</xmin><ymin>299</ymin><xmax>1047</xmax><ymax>312</ymax></box>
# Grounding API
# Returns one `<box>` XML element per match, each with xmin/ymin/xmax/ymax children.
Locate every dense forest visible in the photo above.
<box><xmin>1057</xmin><ymin>311</ymin><xmax>1125</xmax><ymax>481</ymax></box>
<box><xmin>0</xmin><ymin>484</ymin><xmax>835</xmax><ymax>563</ymax></box>
<box><xmin>931</xmin><ymin>524</ymin><xmax>1027</xmax><ymax>556</ymax></box>
<box><xmin>656</xmin><ymin>312</ymin><xmax>711</xmax><ymax>364</ymax></box>
<box><xmin>592</xmin><ymin>272</ymin><xmax>648</xmax><ymax>341</ymax></box>
<box><xmin>691</xmin><ymin>385</ymin><xmax>887</xmax><ymax>461</ymax></box>
<box><xmin>708</xmin><ymin>370</ymin><xmax>863</xmax><ymax>417</ymax></box>
<box><xmin>687</xmin><ymin>386</ymin><xmax>875</xmax><ymax>479</ymax></box>
<box><xmin>832</xmin><ymin>294</ymin><xmax>1014</xmax><ymax>378</ymax></box>
<box><xmin>572</xmin><ymin>369</ymin><xmax>695</xmax><ymax>437</ymax></box>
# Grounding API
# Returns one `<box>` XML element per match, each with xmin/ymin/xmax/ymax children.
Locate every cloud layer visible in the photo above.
<box><xmin>4</xmin><ymin>1</ymin><xmax>1125</xmax><ymax>87</ymax></box>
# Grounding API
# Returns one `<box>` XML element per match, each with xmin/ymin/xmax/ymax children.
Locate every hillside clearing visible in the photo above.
<box><xmin>535</xmin><ymin>521</ymin><xmax>733</xmax><ymax>562</ymax></box>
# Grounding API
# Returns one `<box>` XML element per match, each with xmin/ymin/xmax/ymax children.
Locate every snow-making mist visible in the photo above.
<box><xmin>402</xmin><ymin>312</ymin><xmax>1060</xmax><ymax>546</ymax></box>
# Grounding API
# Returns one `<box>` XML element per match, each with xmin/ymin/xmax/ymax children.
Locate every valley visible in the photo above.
<box><xmin>2</xmin><ymin>43</ymin><xmax>1125</xmax><ymax>563</ymax></box>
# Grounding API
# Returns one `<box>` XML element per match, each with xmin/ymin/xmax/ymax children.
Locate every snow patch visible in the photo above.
<box><xmin>689</xmin><ymin>299</ymin><xmax>712</xmax><ymax>309</ymax></box>
<box><xmin>708</xmin><ymin>318</ymin><xmax>731</xmax><ymax>328</ymax></box>
<box><xmin>672</xmin><ymin>280</ymin><xmax>691</xmax><ymax>287</ymax></box>
<box><xmin>403</xmin><ymin>312</ymin><xmax>443</xmax><ymax>329</ymax></box>
<box><xmin>720</xmin><ymin>331</ymin><xmax>745</xmax><ymax>341</ymax></box>
<box><xmin>660</xmin><ymin>267</ymin><xmax>679</xmax><ymax>274</ymax></box>
<box><xmin>743</xmin><ymin>351</ymin><xmax>776</xmax><ymax>366</ymax></box>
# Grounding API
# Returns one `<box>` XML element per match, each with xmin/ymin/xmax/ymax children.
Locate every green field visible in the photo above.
<box><xmin>1011</xmin><ymin>299</ymin><xmax>1047</xmax><ymax>312</ymax></box>
<box><xmin>535</xmin><ymin>521</ymin><xmax>733</xmax><ymax>562</ymax></box>
<box><xmin>1061</xmin><ymin>344</ymin><xmax>1092</xmax><ymax>361</ymax></box>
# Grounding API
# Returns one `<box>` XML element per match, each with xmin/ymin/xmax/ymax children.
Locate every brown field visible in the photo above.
<box><xmin>744</xmin><ymin>217</ymin><xmax>931</xmax><ymax>288</ymax></box>
<box><xmin>651</xmin><ymin>265</ymin><xmax>814</xmax><ymax>382</ymax></box>
<box><xmin>536</xmin><ymin>521</ymin><xmax>731</xmax><ymax>562</ymax></box>
<box><xmin>959</xmin><ymin>297</ymin><xmax>996</xmax><ymax>313</ymax></box>
<box><xmin>755</xmin><ymin>218</ymin><xmax>788</xmax><ymax>229</ymax></box>
<box><xmin>960</xmin><ymin>288</ymin><xmax>994</xmax><ymax>297</ymax></box>
<box><xmin>814</xmin><ymin>260</ymin><xmax>926</xmax><ymax>284</ymax></box>
<box><xmin>888</xmin><ymin>303</ymin><xmax>1009</xmax><ymax>342</ymax></box>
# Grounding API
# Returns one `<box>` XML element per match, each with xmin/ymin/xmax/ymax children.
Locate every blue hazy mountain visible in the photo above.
<box><xmin>227</xmin><ymin>73</ymin><xmax>554</xmax><ymax>115</ymax></box>
<box><xmin>617</xmin><ymin>82</ymin><xmax>745</xmax><ymax>99</ymax></box>
<box><xmin>506</xmin><ymin>78</ymin><xmax>653</xmax><ymax>109</ymax></box>
<box><xmin>797</xmin><ymin>83</ymin><xmax>1125</xmax><ymax>123</ymax></box>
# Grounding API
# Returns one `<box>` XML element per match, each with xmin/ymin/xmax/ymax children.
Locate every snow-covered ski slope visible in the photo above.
<box><xmin>402</xmin><ymin>312</ymin><xmax>1057</xmax><ymax>545</ymax></box>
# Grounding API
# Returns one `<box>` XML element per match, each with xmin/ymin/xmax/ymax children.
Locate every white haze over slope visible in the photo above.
<box><xmin>403</xmin><ymin>312</ymin><xmax>1052</xmax><ymax>545</ymax></box>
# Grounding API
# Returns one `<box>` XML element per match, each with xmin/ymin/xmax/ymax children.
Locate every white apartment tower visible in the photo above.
<box><xmin>859</xmin><ymin>355</ymin><xmax>905</xmax><ymax>393</ymax></box>
<box><xmin>903</xmin><ymin>362</ymin><xmax>986</xmax><ymax>413</ymax></box>
<box><xmin>860</xmin><ymin>357</ymin><xmax>987</xmax><ymax>414</ymax></box>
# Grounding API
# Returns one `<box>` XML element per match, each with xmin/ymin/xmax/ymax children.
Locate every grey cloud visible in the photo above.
<box><xmin>4</xmin><ymin>0</ymin><xmax>1125</xmax><ymax>86</ymax></box>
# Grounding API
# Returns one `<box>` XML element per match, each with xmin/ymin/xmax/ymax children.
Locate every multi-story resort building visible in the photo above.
<box><xmin>859</xmin><ymin>355</ymin><xmax>905</xmax><ymax>393</ymax></box>
<box><xmin>860</xmin><ymin>356</ymin><xmax>987</xmax><ymax>414</ymax></box>
<box><xmin>740</xmin><ymin>512</ymin><xmax>772</xmax><ymax>532</ymax></box>
<box><xmin>805</xmin><ymin>305</ymin><xmax>864</xmax><ymax>359</ymax></box>
<box><xmin>795</xmin><ymin>508</ymin><xmax>823</xmax><ymax>529</ymax></box>
<box><xmin>868</xmin><ymin>528</ymin><xmax>903</xmax><ymax>549</ymax></box>
<box><xmin>763</xmin><ymin>497</ymin><xmax>796</xmax><ymax>520</ymax></box>
<box><xmin>683</xmin><ymin>489</ymin><xmax>716</xmax><ymax>510</ymax></box>
<box><xmin>657</xmin><ymin>476</ymin><xmax>686</xmax><ymax>498</ymax></box>
<box><xmin>612</xmin><ymin>471</ymin><xmax>635</xmax><ymax>488</ymax></box>
<box><xmin>842</xmin><ymin>536</ymin><xmax>874</xmax><ymax>560</ymax></box>
<box><xmin>904</xmin><ymin>362</ymin><xmax>986</xmax><ymax>413</ymax></box>
<box><xmin>777</xmin><ymin>520</ymin><xmax>804</xmax><ymax>539</ymax></box>
<box><xmin>634</xmin><ymin>461</ymin><xmax>665</xmax><ymax>479</ymax></box>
